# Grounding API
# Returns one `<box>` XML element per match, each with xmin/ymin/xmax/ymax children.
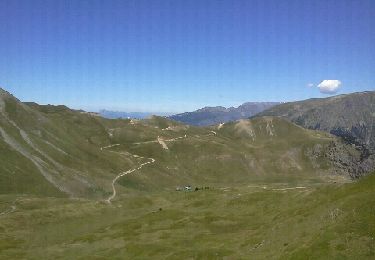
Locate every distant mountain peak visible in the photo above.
<box><xmin>169</xmin><ymin>101</ymin><xmax>281</xmax><ymax>126</ymax></box>
<box><xmin>196</xmin><ymin>106</ymin><xmax>228</xmax><ymax>113</ymax></box>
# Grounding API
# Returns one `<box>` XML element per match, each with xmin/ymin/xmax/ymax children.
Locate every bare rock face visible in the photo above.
<box><xmin>324</xmin><ymin>141</ymin><xmax>375</xmax><ymax>178</ymax></box>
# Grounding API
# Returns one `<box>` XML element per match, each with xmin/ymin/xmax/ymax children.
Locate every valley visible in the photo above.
<box><xmin>0</xmin><ymin>88</ymin><xmax>374</xmax><ymax>258</ymax></box>
<box><xmin>1</xmin><ymin>1</ymin><xmax>374</xmax><ymax>258</ymax></box>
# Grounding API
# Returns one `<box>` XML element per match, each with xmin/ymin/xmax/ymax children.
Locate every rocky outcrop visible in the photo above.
<box><xmin>258</xmin><ymin>91</ymin><xmax>375</xmax><ymax>176</ymax></box>
<box><xmin>325</xmin><ymin>141</ymin><xmax>375</xmax><ymax>178</ymax></box>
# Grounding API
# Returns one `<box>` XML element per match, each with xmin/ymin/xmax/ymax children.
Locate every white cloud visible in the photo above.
<box><xmin>307</xmin><ymin>83</ymin><xmax>314</xmax><ymax>87</ymax></box>
<box><xmin>317</xmin><ymin>80</ymin><xmax>341</xmax><ymax>94</ymax></box>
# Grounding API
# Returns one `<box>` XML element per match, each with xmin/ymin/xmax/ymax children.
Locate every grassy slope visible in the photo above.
<box><xmin>0</xmin><ymin>138</ymin><xmax>63</xmax><ymax>197</ymax></box>
<box><xmin>0</xmin><ymin>89</ymin><xmax>374</xmax><ymax>258</ymax></box>
<box><xmin>0</xmin><ymin>173</ymin><xmax>373</xmax><ymax>259</ymax></box>
<box><xmin>115</xmin><ymin>116</ymin><xmax>350</xmax><ymax>195</ymax></box>
<box><xmin>1</xmin><ymin>96</ymin><xmax>136</xmax><ymax>198</ymax></box>
<box><xmin>2</xmin><ymin>92</ymin><xmax>355</xmax><ymax>198</ymax></box>
<box><xmin>256</xmin><ymin>91</ymin><xmax>375</xmax><ymax>152</ymax></box>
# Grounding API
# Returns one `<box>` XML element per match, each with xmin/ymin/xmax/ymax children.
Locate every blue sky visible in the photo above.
<box><xmin>0</xmin><ymin>0</ymin><xmax>374</xmax><ymax>113</ymax></box>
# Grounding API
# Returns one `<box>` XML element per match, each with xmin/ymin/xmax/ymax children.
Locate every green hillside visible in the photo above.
<box><xmin>257</xmin><ymin>91</ymin><xmax>375</xmax><ymax>152</ymax></box>
<box><xmin>0</xmin><ymin>88</ymin><xmax>371</xmax><ymax>199</ymax></box>
<box><xmin>1</xmin><ymin>89</ymin><xmax>133</xmax><ymax>198</ymax></box>
<box><xmin>257</xmin><ymin>91</ymin><xmax>375</xmax><ymax>178</ymax></box>
<box><xmin>1</xmin><ymin>88</ymin><xmax>374</xmax><ymax>258</ymax></box>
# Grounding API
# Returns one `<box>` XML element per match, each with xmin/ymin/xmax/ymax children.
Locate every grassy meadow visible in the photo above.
<box><xmin>0</xmin><ymin>173</ymin><xmax>374</xmax><ymax>259</ymax></box>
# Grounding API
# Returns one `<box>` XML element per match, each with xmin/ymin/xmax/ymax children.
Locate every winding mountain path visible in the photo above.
<box><xmin>133</xmin><ymin>134</ymin><xmax>188</xmax><ymax>148</ymax></box>
<box><xmin>0</xmin><ymin>200</ymin><xmax>17</xmax><ymax>217</ymax></box>
<box><xmin>100</xmin><ymin>144</ymin><xmax>120</xmax><ymax>150</ymax></box>
<box><xmin>101</xmin><ymin>131</ymin><xmax>214</xmax><ymax>203</ymax></box>
<box><xmin>0</xmin><ymin>205</ymin><xmax>16</xmax><ymax>216</ymax></box>
<box><xmin>164</xmin><ymin>135</ymin><xmax>187</xmax><ymax>142</ymax></box>
<box><xmin>105</xmin><ymin>155</ymin><xmax>155</xmax><ymax>203</ymax></box>
<box><xmin>100</xmin><ymin>143</ymin><xmax>155</xmax><ymax>203</ymax></box>
<box><xmin>157</xmin><ymin>136</ymin><xmax>169</xmax><ymax>150</ymax></box>
<box><xmin>271</xmin><ymin>186</ymin><xmax>306</xmax><ymax>191</ymax></box>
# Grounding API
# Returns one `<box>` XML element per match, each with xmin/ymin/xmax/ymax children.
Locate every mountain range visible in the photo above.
<box><xmin>1</xmin><ymin>87</ymin><xmax>374</xmax><ymax>196</ymax></box>
<box><xmin>0</xmin><ymin>87</ymin><xmax>374</xmax><ymax>258</ymax></box>
<box><xmin>99</xmin><ymin>110</ymin><xmax>171</xmax><ymax>119</ymax></box>
<box><xmin>169</xmin><ymin>102</ymin><xmax>281</xmax><ymax>126</ymax></box>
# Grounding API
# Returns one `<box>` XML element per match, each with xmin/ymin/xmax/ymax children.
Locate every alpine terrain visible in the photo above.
<box><xmin>0</xmin><ymin>88</ymin><xmax>374</xmax><ymax>259</ymax></box>
<box><xmin>257</xmin><ymin>91</ymin><xmax>375</xmax><ymax>178</ymax></box>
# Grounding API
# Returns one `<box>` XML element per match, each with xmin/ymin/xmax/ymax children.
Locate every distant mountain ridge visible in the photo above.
<box><xmin>257</xmin><ymin>91</ymin><xmax>375</xmax><ymax>151</ymax></box>
<box><xmin>3</xmin><ymin>86</ymin><xmax>374</xmax><ymax>199</ymax></box>
<box><xmin>169</xmin><ymin>102</ymin><xmax>281</xmax><ymax>126</ymax></box>
<box><xmin>99</xmin><ymin>110</ymin><xmax>172</xmax><ymax>119</ymax></box>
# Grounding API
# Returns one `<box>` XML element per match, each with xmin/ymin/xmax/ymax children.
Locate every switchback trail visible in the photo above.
<box><xmin>101</xmin><ymin>132</ymin><xmax>215</xmax><ymax>203</ymax></box>
<box><xmin>133</xmin><ymin>134</ymin><xmax>188</xmax><ymax>147</ymax></box>
<box><xmin>105</xmin><ymin>155</ymin><xmax>155</xmax><ymax>203</ymax></box>
<box><xmin>0</xmin><ymin>200</ymin><xmax>17</xmax><ymax>217</ymax></box>
<box><xmin>0</xmin><ymin>205</ymin><xmax>16</xmax><ymax>216</ymax></box>
<box><xmin>100</xmin><ymin>144</ymin><xmax>155</xmax><ymax>203</ymax></box>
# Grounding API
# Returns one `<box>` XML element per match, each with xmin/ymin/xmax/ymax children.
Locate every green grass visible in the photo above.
<box><xmin>1</xmin><ymin>91</ymin><xmax>374</xmax><ymax>258</ymax></box>
<box><xmin>0</xmin><ymin>174</ymin><xmax>374</xmax><ymax>259</ymax></box>
<box><xmin>1</xmin><ymin>91</ymin><xmax>361</xmax><ymax>198</ymax></box>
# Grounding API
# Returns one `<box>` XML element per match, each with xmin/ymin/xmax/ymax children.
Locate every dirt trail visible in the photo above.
<box><xmin>100</xmin><ymin>144</ymin><xmax>120</xmax><ymax>150</ymax></box>
<box><xmin>105</xmin><ymin>155</ymin><xmax>155</xmax><ymax>203</ymax></box>
<box><xmin>0</xmin><ymin>205</ymin><xmax>16</xmax><ymax>217</ymax></box>
<box><xmin>246</xmin><ymin>185</ymin><xmax>308</xmax><ymax>191</ymax></box>
<box><xmin>101</xmin><ymin>144</ymin><xmax>155</xmax><ymax>203</ymax></box>
<box><xmin>0</xmin><ymin>200</ymin><xmax>17</xmax><ymax>217</ymax></box>
<box><xmin>133</xmin><ymin>134</ymin><xmax>188</xmax><ymax>146</ymax></box>
<box><xmin>164</xmin><ymin>134</ymin><xmax>187</xmax><ymax>142</ymax></box>
<box><xmin>157</xmin><ymin>136</ymin><xmax>169</xmax><ymax>150</ymax></box>
<box><xmin>133</xmin><ymin>140</ymin><xmax>158</xmax><ymax>145</ymax></box>
<box><xmin>271</xmin><ymin>186</ymin><xmax>306</xmax><ymax>191</ymax></box>
<box><xmin>101</xmin><ymin>131</ymin><xmax>214</xmax><ymax>203</ymax></box>
<box><xmin>133</xmin><ymin>130</ymin><xmax>217</xmax><ymax>147</ymax></box>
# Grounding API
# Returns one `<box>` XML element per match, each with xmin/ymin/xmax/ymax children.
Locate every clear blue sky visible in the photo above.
<box><xmin>0</xmin><ymin>0</ymin><xmax>374</xmax><ymax>113</ymax></box>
